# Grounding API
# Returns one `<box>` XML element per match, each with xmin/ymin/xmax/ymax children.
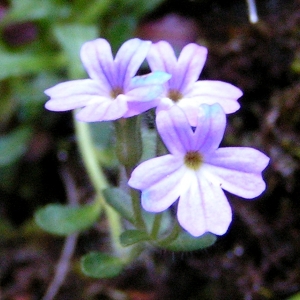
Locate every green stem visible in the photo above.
<box><xmin>74</xmin><ymin>117</ymin><xmax>124</xmax><ymax>256</ymax></box>
<box><xmin>122</xmin><ymin>243</ymin><xmax>145</xmax><ymax>265</ymax></box>
<box><xmin>114</xmin><ymin>116</ymin><xmax>143</xmax><ymax>168</ymax></box>
<box><xmin>150</xmin><ymin>213</ymin><xmax>163</xmax><ymax>240</ymax></box>
<box><xmin>156</xmin><ymin>221</ymin><xmax>180</xmax><ymax>247</ymax></box>
<box><xmin>130</xmin><ymin>188</ymin><xmax>146</xmax><ymax>230</ymax></box>
<box><xmin>114</xmin><ymin>116</ymin><xmax>146</xmax><ymax>231</ymax></box>
<box><xmin>74</xmin><ymin>119</ymin><xmax>108</xmax><ymax>191</ymax></box>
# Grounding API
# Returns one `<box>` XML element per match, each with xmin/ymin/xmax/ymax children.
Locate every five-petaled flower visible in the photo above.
<box><xmin>128</xmin><ymin>104</ymin><xmax>269</xmax><ymax>237</ymax></box>
<box><xmin>45</xmin><ymin>38</ymin><xmax>170</xmax><ymax>122</ymax></box>
<box><xmin>147</xmin><ymin>41</ymin><xmax>243</xmax><ymax>126</ymax></box>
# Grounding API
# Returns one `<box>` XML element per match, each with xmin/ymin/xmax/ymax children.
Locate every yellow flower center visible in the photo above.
<box><xmin>184</xmin><ymin>151</ymin><xmax>202</xmax><ymax>170</ymax></box>
<box><xmin>168</xmin><ymin>89</ymin><xmax>183</xmax><ymax>102</ymax></box>
<box><xmin>110</xmin><ymin>87</ymin><xmax>123</xmax><ymax>99</ymax></box>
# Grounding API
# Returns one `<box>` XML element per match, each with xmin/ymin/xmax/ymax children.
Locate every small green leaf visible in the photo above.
<box><xmin>134</xmin><ymin>0</ymin><xmax>166</xmax><ymax>17</ymax></box>
<box><xmin>0</xmin><ymin>51</ymin><xmax>65</xmax><ymax>80</ymax></box>
<box><xmin>287</xmin><ymin>293</ymin><xmax>300</xmax><ymax>300</ymax></box>
<box><xmin>159</xmin><ymin>232</ymin><xmax>217</xmax><ymax>252</ymax></box>
<box><xmin>81</xmin><ymin>252</ymin><xmax>123</xmax><ymax>278</ymax></box>
<box><xmin>1</xmin><ymin>0</ymin><xmax>70</xmax><ymax>24</ymax></box>
<box><xmin>53</xmin><ymin>24</ymin><xmax>98</xmax><ymax>78</ymax></box>
<box><xmin>0</xmin><ymin>126</ymin><xmax>32</xmax><ymax>166</ymax></box>
<box><xmin>75</xmin><ymin>0</ymin><xmax>111</xmax><ymax>23</ymax></box>
<box><xmin>90</xmin><ymin>121</ymin><xmax>117</xmax><ymax>166</ymax></box>
<box><xmin>104</xmin><ymin>188</ymin><xmax>134</xmax><ymax>223</ymax></box>
<box><xmin>35</xmin><ymin>200</ymin><xmax>101</xmax><ymax>236</ymax></box>
<box><xmin>106</xmin><ymin>16</ymin><xmax>137</xmax><ymax>51</ymax></box>
<box><xmin>120</xmin><ymin>229</ymin><xmax>150</xmax><ymax>247</ymax></box>
<box><xmin>291</xmin><ymin>58</ymin><xmax>300</xmax><ymax>74</ymax></box>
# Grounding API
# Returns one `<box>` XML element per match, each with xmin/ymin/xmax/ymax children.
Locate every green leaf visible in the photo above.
<box><xmin>35</xmin><ymin>199</ymin><xmax>102</xmax><ymax>236</ymax></box>
<box><xmin>103</xmin><ymin>188</ymin><xmax>134</xmax><ymax>223</ymax></box>
<box><xmin>81</xmin><ymin>252</ymin><xmax>123</xmax><ymax>278</ymax></box>
<box><xmin>104</xmin><ymin>188</ymin><xmax>172</xmax><ymax>234</ymax></box>
<box><xmin>287</xmin><ymin>293</ymin><xmax>300</xmax><ymax>300</ymax></box>
<box><xmin>90</xmin><ymin>121</ymin><xmax>117</xmax><ymax>166</ymax></box>
<box><xmin>0</xmin><ymin>126</ymin><xmax>32</xmax><ymax>166</ymax></box>
<box><xmin>120</xmin><ymin>229</ymin><xmax>150</xmax><ymax>246</ymax></box>
<box><xmin>0</xmin><ymin>51</ymin><xmax>65</xmax><ymax>80</ymax></box>
<box><xmin>53</xmin><ymin>24</ymin><xmax>98</xmax><ymax>78</ymax></box>
<box><xmin>1</xmin><ymin>0</ymin><xmax>70</xmax><ymax>24</ymax></box>
<box><xmin>159</xmin><ymin>232</ymin><xmax>217</xmax><ymax>252</ymax></box>
<box><xmin>291</xmin><ymin>57</ymin><xmax>300</xmax><ymax>74</ymax></box>
<box><xmin>75</xmin><ymin>0</ymin><xmax>111</xmax><ymax>24</ymax></box>
<box><xmin>134</xmin><ymin>0</ymin><xmax>166</xmax><ymax>17</ymax></box>
<box><xmin>106</xmin><ymin>16</ymin><xmax>137</xmax><ymax>51</ymax></box>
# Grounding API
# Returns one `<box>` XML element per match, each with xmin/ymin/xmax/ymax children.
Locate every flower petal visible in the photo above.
<box><xmin>204</xmin><ymin>147</ymin><xmax>270</xmax><ymax>198</ymax></box>
<box><xmin>174</xmin><ymin>43</ymin><xmax>207</xmax><ymax>93</ymax></box>
<box><xmin>128</xmin><ymin>155</ymin><xmax>185</xmax><ymax>212</ymax></box>
<box><xmin>141</xmin><ymin>167</ymin><xmax>186</xmax><ymax>212</ymax></box>
<box><xmin>75</xmin><ymin>96</ymin><xmax>128</xmax><ymax>122</ymax></box>
<box><xmin>115</xmin><ymin>38</ymin><xmax>151</xmax><ymax>88</ymax></box>
<box><xmin>156</xmin><ymin>105</ymin><xmax>194</xmax><ymax>155</ymax></box>
<box><xmin>186</xmin><ymin>80</ymin><xmax>242</xmax><ymax>113</ymax></box>
<box><xmin>147</xmin><ymin>41</ymin><xmax>177</xmax><ymax>82</ymax></box>
<box><xmin>126</xmin><ymin>85</ymin><xmax>164</xmax><ymax>102</ymax></box>
<box><xmin>44</xmin><ymin>79</ymin><xmax>109</xmax><ymax>111</ymax></box>
<box><xmin>128</xmin><ymin>71</ymin><xmax>171</xmax><ymax>90</ymax></box>
<box><xmin>193</xmin><ymin>104</ymin><xmax>226</xmax><ymax>153</ymax></box>
<box><xmin>129</xmin><ymin>154</ymin><xmax>183</xmax><ymax>189</ymax></box>
<box><xmin>80</xmin><ymin>38</ymin><xmax>115</xmax><ymax>87</ymax></box>
<box><xmin>177</xmin><ymin>171</ymin><xmax>232</xmax><ymax>236</ymax></box>
<box><xmin>124</xmin><ymin>99</ymin><xmax>159</xmax><ymax>118</ymax></box>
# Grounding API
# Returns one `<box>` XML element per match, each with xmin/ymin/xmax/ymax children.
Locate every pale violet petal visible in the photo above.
<box><xmin>128</xmin><ymin>154</ymin><xmax>185</xmax><ymax>212</ymax></box>
<box><xmin>44</xmin><ymin>79</ymin><xmax>108</xmax><ymax>97</ymax></box>
<box><xmin>44</xmin><ymin>79</ymin><xmax>110</xmax><ymax>111</ymax></box>
<box><xmin>80</xmin><ymin>38</ymin><xmax>115</xmax><ymax>87</ymax></box>
<box><xmin>141</xmin><ymin>165</ymin><xmax>186</xmax><ymax>212</ymax></box>
<box><xmin>187</xmin><ymin>95</ymin><xmax>241</xmax><ymax>114</ymax></box>
<box><xmin>45</xmin><ymin>95</ymin><xmax>108</xmax><ymax>112</ymax></box>
<box><xmin>174</xmin><ymin>101</ymin><xmax>199</xmax><ymax>127</ymax></box>
<box><xmin>155</xmin><ymin>97</ymin><xmax>175</xmax><ymax>111</ymax></box>
<box><xmin>185</xmin><ymin>80</ymin><xmax>242</xmax><ymax>113</ymax></box>
<box><xmin>75</xmin><ymin>96</ymin><xmax>127</xmax><ymax>122</ymax></box>
<box><xmin>204</xmin><ymin>147</ymin><xmax>270</xmax><ymax>198</ymax></box>
<box><xmin>188</xmin><ymin>80</ymin><xmax>243</xmax><ymax>99</ymax></box>
<box><xmin>114</xmin><ymin>38</ymin><xmax>151</xmax><ymax>88</ymax></box>
<box><xmin>177</xmin><ymin>171</ymin><xmax>232</xmax><ymax>236</ymax></box>
<box><xmin>147</xmin><ymin>41</ymin><xmax>177</xmax><ymax>82</ymax></box>
<box><xmin>127</xmin><ymin>71</ymin><xmax>171</xmax><ymax>90</ymax></box>
<box><xmin>124</xmin><ymin>99</ymin><xmax>159</xmax><ymax>118</ymax></box>
<box><xmin>128</xmin><ymin>155</ymin><xmax>183</xmax><ymax>190</ymax></box>
<box><xmin>126</xmin><ymin>85</ymin><xmax>165</xmax><ymax>102</ymax></box>
<box><xmin>194</xmin><ymin>104</ymin><xmax>226</xmax><ymax>154</ymax></box>
<box><xmin>156</xmin><ymin>105</ymin><xmax>195</xmax><ymax>155</ymax></box>
<box><xmin>174</xmin><ymin>44</ymin><xmax>207</xmax><ymax>93</ymax></box>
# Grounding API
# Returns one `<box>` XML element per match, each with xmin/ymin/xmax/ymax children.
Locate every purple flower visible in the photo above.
<box><xmin>146</xmin><ymin>41</ymin><xmax>243</xmax><ymax>126</ymax></box>
<box><xmin>128</xmin><ymin>104</ymin><xmax>269</xmax><ymax>237</ymax></box>
<box><xmin>45</xmin><ymin>38</ymin><xmax>170</xmax><ymax>122</ymax></box>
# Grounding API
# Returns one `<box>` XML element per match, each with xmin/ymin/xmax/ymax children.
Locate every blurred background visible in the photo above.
<box><xmin>0</xmin><ymin>0</ymin><xmax>300</xmax><ymax>299</ymax></box>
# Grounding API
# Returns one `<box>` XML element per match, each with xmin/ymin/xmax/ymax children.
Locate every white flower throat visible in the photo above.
<box><xmin>184</xmin><ymin>151</ymin><xmax>203</xmax><ymax>170</ymax></box>
<box><xmin>110</xmin><ymin>87</ymin><xmax>123</xmax><ymax>99</ymax></box>
<box><xmin>168</xmin><ymin>89</ymin><xmax>182</xmax><ymax>102</ymax></box>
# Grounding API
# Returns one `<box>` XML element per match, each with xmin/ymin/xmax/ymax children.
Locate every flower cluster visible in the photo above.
<box><xmin>45</xmin><ymin>38</ymin><xmax>269</xmax><ymax>237</ymax></box>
